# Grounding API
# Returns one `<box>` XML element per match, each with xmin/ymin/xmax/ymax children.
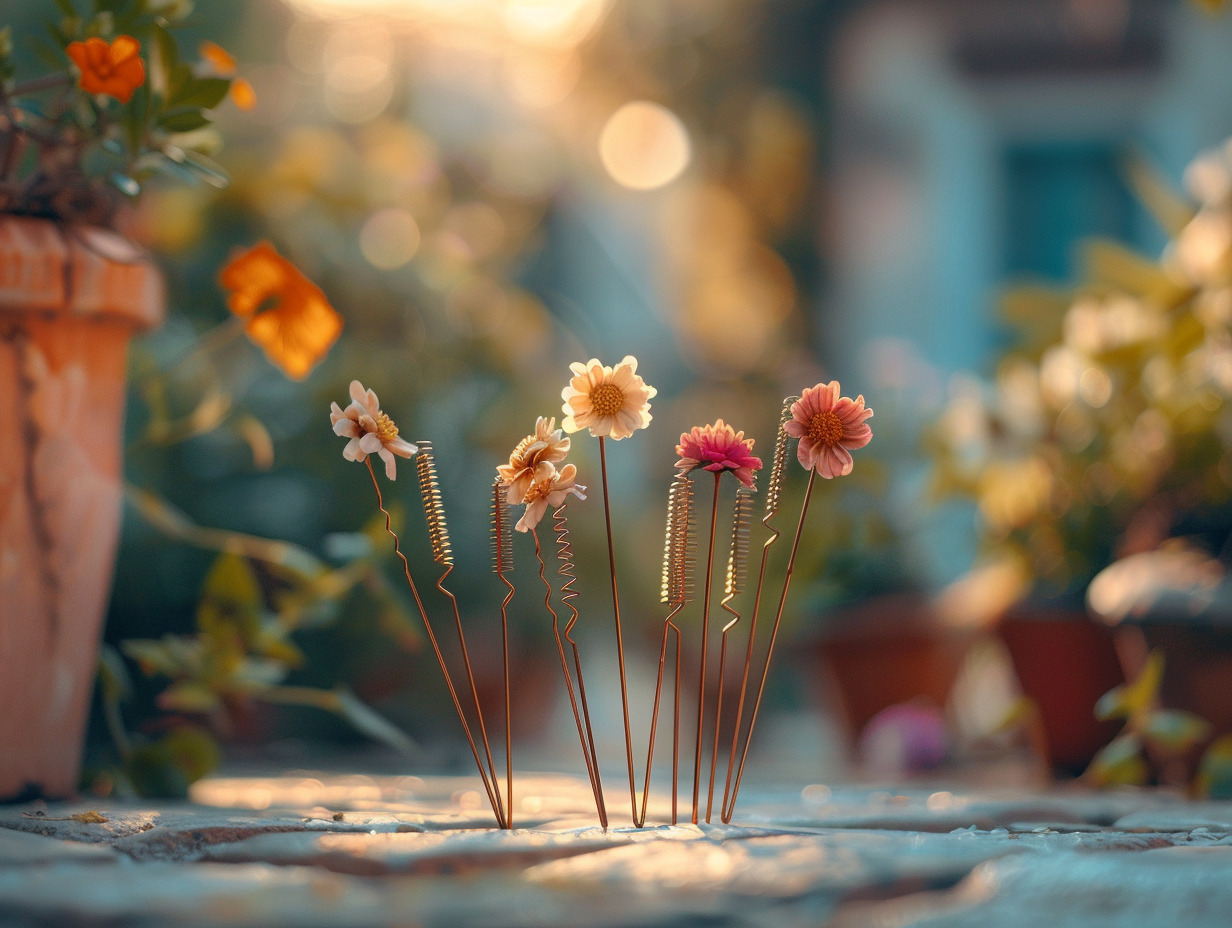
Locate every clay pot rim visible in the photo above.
<box><xmin>0</xmin><ymin>214</ymin><xmax>164</xmax><ymax>331</ymax></box>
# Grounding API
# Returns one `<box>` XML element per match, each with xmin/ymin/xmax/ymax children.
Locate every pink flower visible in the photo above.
<box><xmin>783</xmin><ymin>381</ymin><xmax>873</xmax><ymax>478</ymax></box>
<box><xmin>330</xmin><ymin>379</ymin><xmax>417</xmax><ymax>480</ymax></box>
<box><xmin>516</xmin><ymin>461</ymin><xmax>587</xmax><ymax>532</ymax></box>
<box><xmin>674</xmin><ymin>419</ymin><xmax>763</xmax><ymax>488</ymax></box>
<box><xmin>496</xmin><ymin>416</ymin><xmax>571</xmax><ymax>505</ymax></box>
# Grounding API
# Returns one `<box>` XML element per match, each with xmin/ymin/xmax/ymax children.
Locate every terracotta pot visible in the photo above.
<box><xmin>0</xmin><ymin>216</ymin><xmax>163</xmax><ymax>800</ymax></box>
<box><xmin>810</xmin><ymin>593</ymin><xmax>975</xmax><ymax>740</ymax></box>
<box><xmin>998</xmin><ymin>607</ymin><xmax>1124</xmax><ymax>774</ymax></box>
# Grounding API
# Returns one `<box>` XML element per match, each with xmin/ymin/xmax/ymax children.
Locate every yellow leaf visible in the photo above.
<box><xmin>197</xmin><ymin>553</ymin><xmax>263</xmax><ymax>646</ymax></box>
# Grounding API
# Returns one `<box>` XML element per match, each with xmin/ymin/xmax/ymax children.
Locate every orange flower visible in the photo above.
<box><xmin>198</xmin><ymin>41</ymin><xmax>257</xmax><ymax>111</ymax></box>
<box><xmin>66</xmin><ymin>36</ymin><xmax>146</xmax><ymax>103</ymax></box>
<box><xmin>218</xmin><ymin>242</ymin><xmax>343</xmax><ymax>380</ymax></box>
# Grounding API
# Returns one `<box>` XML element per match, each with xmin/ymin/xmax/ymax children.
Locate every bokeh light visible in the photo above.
<box><xmin>359</xmin><ymin>208</ymin><xmax>422</xmax><ymax>269</ymax></box>
<box><xmin>598</xmin><ymin>101</ymin><xmax>692</xmax><ymax>191</ymax></box>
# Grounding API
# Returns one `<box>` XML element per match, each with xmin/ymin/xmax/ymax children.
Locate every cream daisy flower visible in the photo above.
<box><xmin>496</xmin><ymin>416</ymin><xmax>571</xmax><ymax>505</ymax></box>
<box><xmin>515</xmin><ymin>461</ymin><xmax>587</xmax><ymax>532</ymax></box>
<box><xmin>560</xmin><ymin>355</ymin><xmax>656</xmax><ymax>440</ymax></box>
<box><xmin>330</xmin><ymin>379</ymin><xmax>417</xmax><ymax>480</ymax></box>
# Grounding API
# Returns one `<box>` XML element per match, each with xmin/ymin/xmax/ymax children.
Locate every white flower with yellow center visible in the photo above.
<box><xmin>560</xmin><ymin>355</ymin><xmax>656</xmax><ymax>440</ymax></box>
<box><xmin>330</xmin><ymin>379</ymin><xmax>417</xmax><ymax>480</ymax></box>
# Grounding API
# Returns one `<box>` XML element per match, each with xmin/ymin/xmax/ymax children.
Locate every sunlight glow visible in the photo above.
<box><xmin>598</xmin><ymin>101</ymin><xmax>691</xmax><ymax>191</ymax></box>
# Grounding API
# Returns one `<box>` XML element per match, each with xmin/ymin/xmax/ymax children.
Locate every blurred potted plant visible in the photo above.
<box><xmin>0</xmin><ymin>0</ymin><xmax>251</xmax><ymax>799</ymax></box>
<box><xmin>784</xmin><ymin>465</ymin><xmax>963</xmax><ymax>745</ymax></box>
<box><xmin>927</xmin><ymin>136</ymin><xmax>1232</xmax><ymax>771</ymax></box>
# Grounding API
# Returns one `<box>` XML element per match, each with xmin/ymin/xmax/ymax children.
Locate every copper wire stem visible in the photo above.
<box><xmin>435</xmin><ymin>563</ymin><xmax>507</xmax><ymax>829</ymax></box>
<box><xmin>720</xmin><ymin>513</ymin><xmax>781</xmax><ymax>823</ymax></box>
<box><xmin>598</xmin><ymin>436</ymin><xmax>639</xmax><ymax>823</ymax></box>
<box><xmin>364</xmin><ymin>459</ymin><xmax>504</xmax><ymax>826</ymax></box>
<box><xmin>707</xmin><ymin>598</ymin><xmax>739</xmax><ymax>823</ymax></box>
<box><xmin>637</xmin><ymin>610</ymin><xmax>682</xmax><ymax>827</ymax></box>
<box><xmin>691</xmin><ymin>472</ymin><xmax>722</xmax><ymax>824</ymax></box>
<box><xmin>493</xmin><ymin>497</ymin><xmax>515</xmax><ymax>829</ymax></box>
<box><xmin>723</xmin><ymin>469</ymin><xmax>817</xmax><ymax>822</ymax></box>
<box><xmin>554</xmin><ymin>504</ymin><xmax>608</xmax><ymax>827</ymax></box>
<box><xmin>535</xmin><ymin>523</ymin><xmax>607</xmax><ymax>827</ymax></box>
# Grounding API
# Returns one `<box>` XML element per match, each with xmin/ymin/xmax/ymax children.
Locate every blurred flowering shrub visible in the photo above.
<box><xmin>930</xmin><ymin>140</ymin><xmax>1232</xmax><ymax>594</ymax></box>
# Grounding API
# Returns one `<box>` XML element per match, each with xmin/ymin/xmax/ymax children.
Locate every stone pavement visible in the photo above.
<box><xmin>1</xmin><ymin>773</ymin><xmax>1230</xmax><ymax>927</ymax></box>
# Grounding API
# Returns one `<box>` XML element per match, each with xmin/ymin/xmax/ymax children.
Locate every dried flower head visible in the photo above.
<box><xmin>674</xmin><ymin>419</ymin><xmax>763</xmax><ymax>489</ymax></box>
<box><xmin>496</xmin><ymin>416</ymin><xmax>571</xmax><ymax>505</ymax></box>
<box><xmin>330</xmin><ymin>379</ymin><xmax>417</xmax><ymax>480</ymax></box>
<box><xmin>66</xmin><ymin>35</ymin><xmax>145</xmax><ymax>103</ymax></box>
<box><xmin>219</xmin><ymin>242</ymin><xmax>343</xmax><ymax>380</ymax></box>
<box><xmin>516</xmin><ymin>462</ymin><xmax>587</xmax><ymax>533</ymax></box>
<box><xmin>784</xmin><ymin>381</ymin><xmax>873</xmax><ymax>478</ymax></box>
<box><xmin>561</xmin><ymin>356</ymin><xmax>656</xmax><ymax>440</ymax></box>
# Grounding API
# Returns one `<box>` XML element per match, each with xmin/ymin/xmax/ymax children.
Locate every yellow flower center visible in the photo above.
<box><xmin>375</xmin><ymin>410</ymin><xmax>400</xmax><ymax>444</ymax></box>
<box><xmin>590</xmin><ymin>382</ymin><xmax>625</xmax><ymax>417</ymax></box>
<box><xmin>807</xmin><ymin>410</ymin><xmax>844</xmax><ymax>447</ymax></box>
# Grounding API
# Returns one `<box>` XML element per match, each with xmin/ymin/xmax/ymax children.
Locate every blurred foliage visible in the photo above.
<box><xmin>1085</xmin><ymin>651</ymin><xmax>1232</xmax><ymax>798</ymax></box>
<box><xmin>929</xmin><ymin>140</ymin><xmax>1232</xmax><ymax>596</ymax></box>
<box><xmin>0</xmin><ymin>0</ymin><xmax>241</xmax><ymax>227</ymax></box>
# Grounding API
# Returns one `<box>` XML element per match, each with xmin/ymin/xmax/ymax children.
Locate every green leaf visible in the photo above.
<box><xmin>1196</xmin><ymin>735</ymin><xmax>1232</xmax><ymax>800</ymax></box>
<box><xmin>1124</xmin><ymin>151</ymin><xmax>1196</xmax><ymax>238</ymax></box>
<box><xmin>124</xmin><ymin>725</ymin><xmax>219</xmax><ymax>798</ymax></box>
<box><xmin>334</xmin><ymin>687</ymin><xmax>417</xmax><ymax>757</ymax></box>
<box><xmin>1097</xmin><ymin>651</ymin><xmax>1164</xmax><ymax>722</ymax></box>
<box><xmin>1142</xmin><ymin>709</ymin><xmax>1212</xmax><ymax>753</ymax></box>
<box><xmin>156</xmin><ymin>725</ymin><xmax>221</xmax><ymax>784</ymax></box>
<box><xmin>157</xmin><ymin>108</ymin><xmax>211</xmax><ymax>133</ymax></box>
<box><xmin>54</xmin><ymin>0</ymin><xmax>79</xmax><ymax>17</ymax></box>
<box><xmin>125</xmin><ymin>743</ymin><xmax>190</xmax><ymax>798</ymax></box>
<box><xmin>158</xmin><ymin>682</ymin><xmax>222</xmax><ymax>713</ymax></box>
<box><xmin>122</xmin><ymin>636</ymin><xmax>194</xmax><ymax>678</ymax></box>
<box><xmin>197</xmin><ymin>552</ymin><xmax>263</xmax><ymax>645</ymax></box>
<box><xmin>149</xmin><ymin>22</ymin><xmax>178</xmax><ymax>97</ymax></box>
<box><xmin>1086</xmin><ymin>733</ymin><xmax>1148</xmax><ymax>787</ymax></box>
<box><xmin>167</xmin><ymin>76</ymin><xmax>229</xmax><ymax>110</ymax></box>
<box><xmin>97</xmin><ymin>644</ymin><xmax>133</xmax><ymax>703</ymax></box>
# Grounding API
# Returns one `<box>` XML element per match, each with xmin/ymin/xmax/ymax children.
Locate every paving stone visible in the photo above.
<box><xmin>1111</xmin><ymin>803</ymin><xmax>1232</xmax><ymax>833</ymax></box>
<box><xmin>3</xmin><ymin>774</ymin><xmax>1230</xmax><ymax>927</ymax></box>
<box><xmin>832</xmin><ymin>845</ymin><xmax>1232</xmax><ymax>928</ymax></box>
<box><xmin>733</xmin><ymin>785</ymin><xmax>1185</xmax><ymax>833</ymax></box>
<box><xmin>0</xmin><ymin>826</ymin><xmax>120</xmax><ymax>866</ymax></box>
<box><xmin>526</xmin><ymin>827</ymin><xmax>1020</xmax><ymax>902</ymax></box>
<box><xmin>0</xmin><ymin>805</ymin><xmax>158</xmax><ymax>842</ymax></box>
<box><xmin>202</xmin><ymin>825</ymin><xmax>642</xmax><ymax>875</ymax></box>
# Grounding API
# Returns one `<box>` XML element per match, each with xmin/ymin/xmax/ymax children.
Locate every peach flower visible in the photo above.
<box><xmin>560</xmin><ymin>355</ymin><xmax>656</xmax><ymax>440</ymax></box>
<box><xmin>675</xmin><ymin>419</ymin><xmax>763</xmax><ymax>488</ymax></box>
<box><xmin>497</xmin><ymin>416</ymin><xmax>571</xmax><ymax>505</ymax></box>
<box><xmin>66</xmin><ymin>35</ymin><xmax>145</xmax><ymax>103</ymax></box>
<box><xmin>330</xmin><ymin>380</ymin><xmax>417</xmax><ymax>480</ymax></box>
<box><xmin>516</xmin><ymin>461</ymin><xmax>587</xmax><ymax>533</ymax></box>
<box><xmin>783</xmin><ymin>381</ymin><xmax>873</xmax><ymax>478</ymax></box>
